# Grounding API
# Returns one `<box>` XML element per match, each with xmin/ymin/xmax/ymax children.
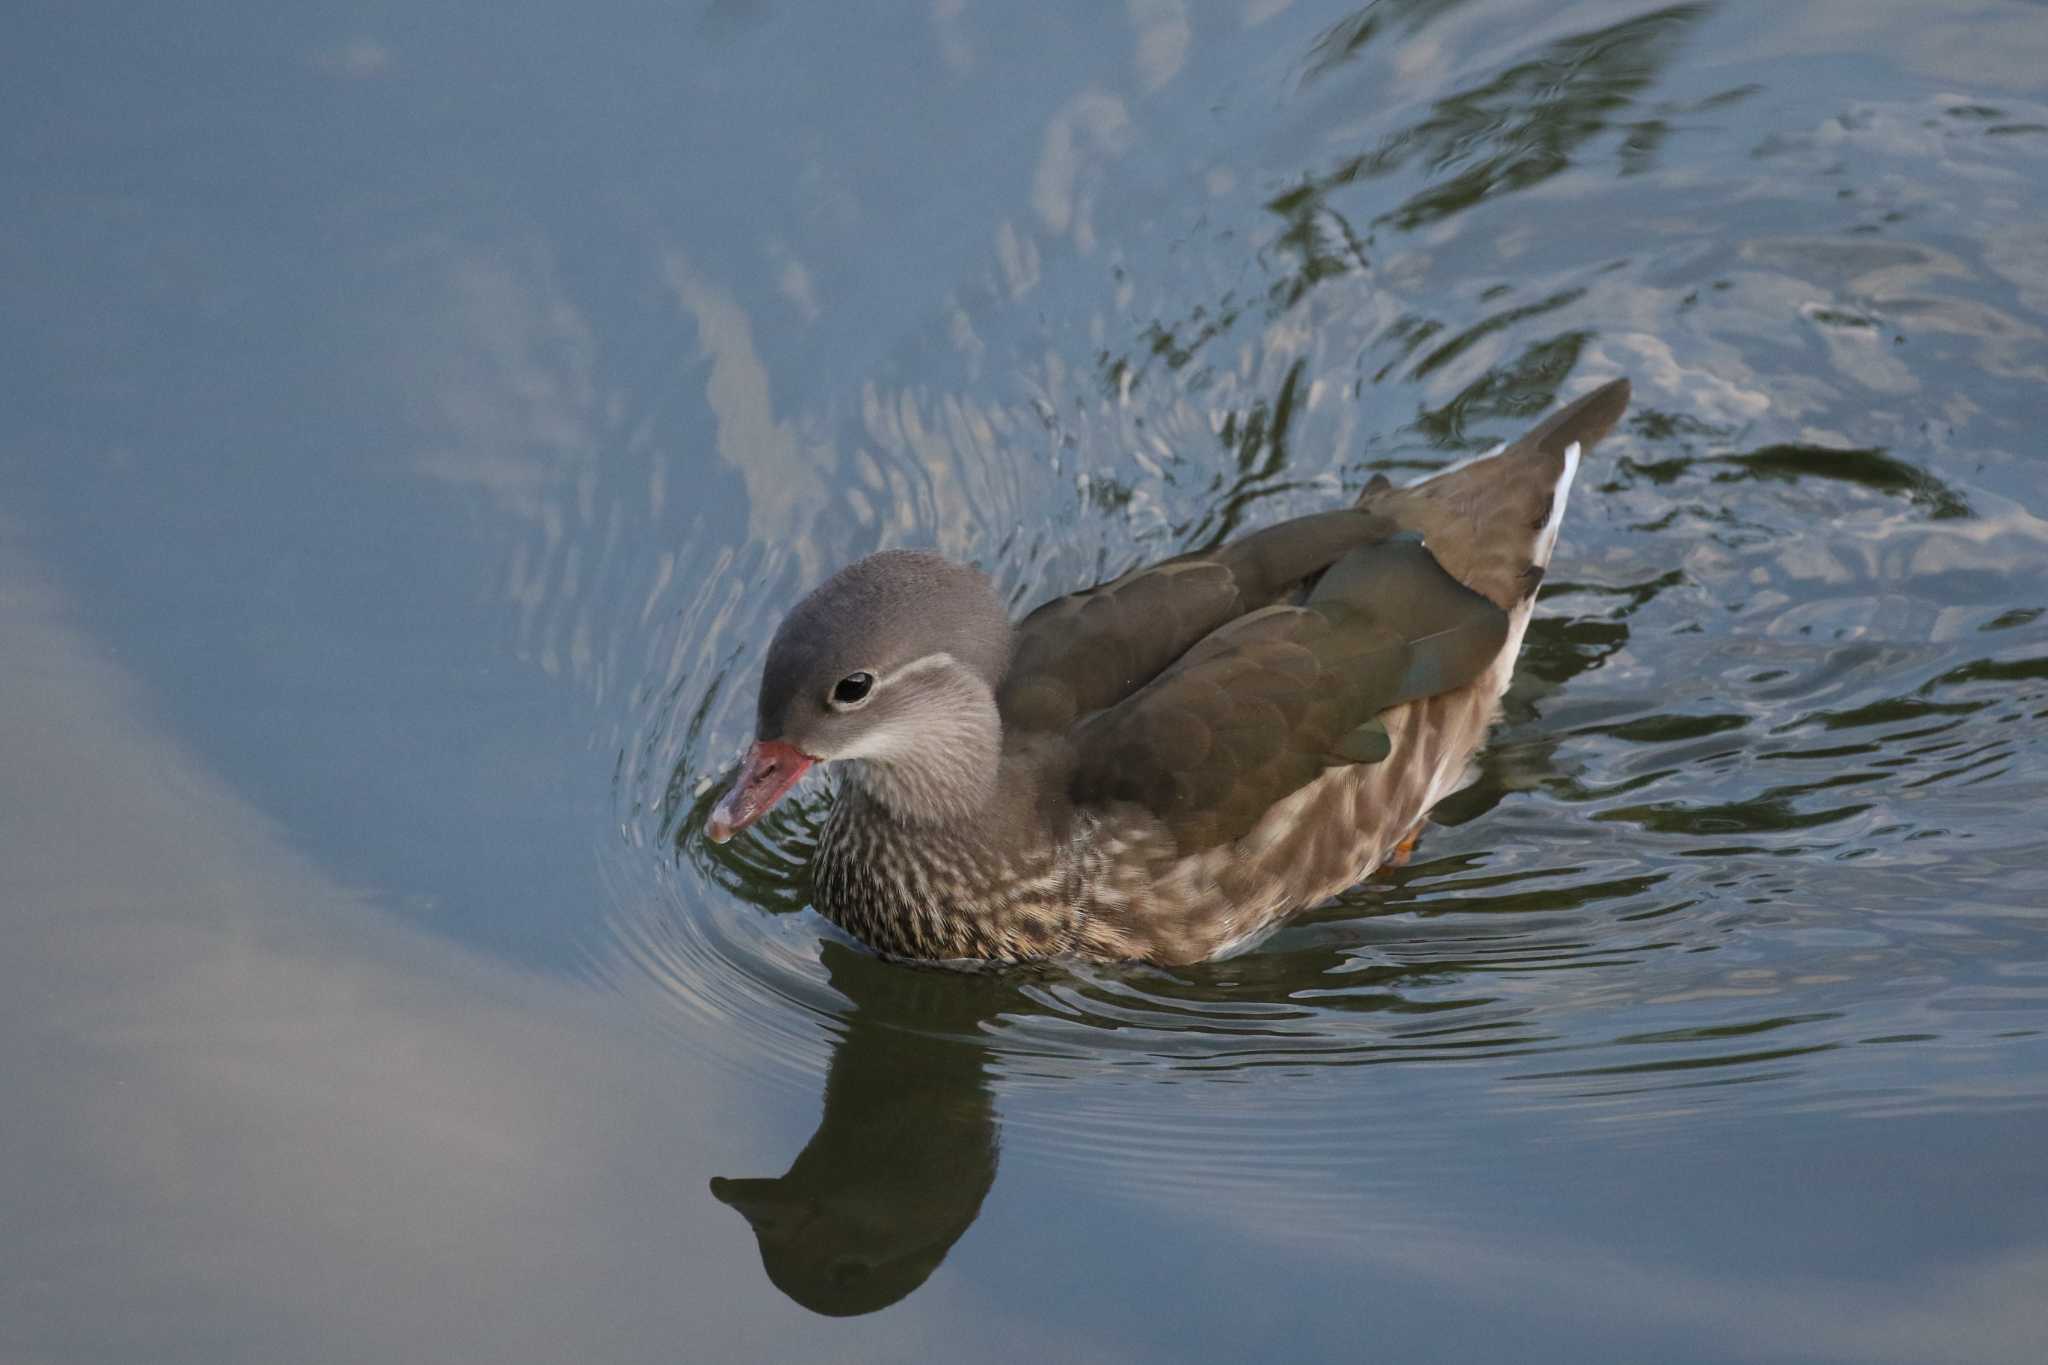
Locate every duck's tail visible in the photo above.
<box><xmin>1358</xmin><ymin>378</ymin><xmax>1631</xmax><ymax>610</ymax></box>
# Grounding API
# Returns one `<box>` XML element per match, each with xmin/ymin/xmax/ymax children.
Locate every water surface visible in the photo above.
<box><xmin>6</xmin><ymin>2</ymin><xmax>2048</xmax><ymax>1360</ymax></box>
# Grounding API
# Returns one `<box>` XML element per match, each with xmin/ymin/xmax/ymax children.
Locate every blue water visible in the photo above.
<box><xmin>6</xmin><ymin>2</ymin><xmax>2047</xmax><ymax>1360</ymax></box>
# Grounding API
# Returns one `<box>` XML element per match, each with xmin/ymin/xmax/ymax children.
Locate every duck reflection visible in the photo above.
<box><xmin>694</xmin><ymin>421</ymin><xmax>1658</xmax><ymax>1316</ymax></box>
<box><xmin>710</xmin><ymin>940</ymin><xmax>1003</xmax><ymax>1317</ymax></box>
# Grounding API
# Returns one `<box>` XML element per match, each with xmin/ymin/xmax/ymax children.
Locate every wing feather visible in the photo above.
<box><xmin>1069</xmin><ymin>536</ymin><xmax>1509</xmax><ymax>850</ymax></box>
<box><xmin>998</xmin><ymin>509</ymin><xmax>1399</xmax><ymax>733</ymax></box>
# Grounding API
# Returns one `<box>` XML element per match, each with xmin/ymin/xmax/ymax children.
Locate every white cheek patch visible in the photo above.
<box><xmin>827</xmin><ymin>653</ymin><xmax>987</xmax><ymax>763</ymax></box>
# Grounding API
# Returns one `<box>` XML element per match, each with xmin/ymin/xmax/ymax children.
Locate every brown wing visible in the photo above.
<box><xmin>997</xmin><ymin>508</ymin><xmax>1399</xmax><ymax>734</ymax></box>
<box><xmin>1067</xmin><ymin>536</ymin><xmax>1509</xmax><ymax>851</ymax></box>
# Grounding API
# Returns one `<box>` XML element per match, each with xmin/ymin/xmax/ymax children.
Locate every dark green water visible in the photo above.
<box><xmin>6</xmin><ymin>2</ymin><xmax>2048</xmax><ymax>1360</ymax></box>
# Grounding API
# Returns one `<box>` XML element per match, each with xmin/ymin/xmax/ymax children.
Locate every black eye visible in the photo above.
<box><xmin>831</xmin><ymin>672</ymin><xmax>874</xmax><ymax>705</ymax></box>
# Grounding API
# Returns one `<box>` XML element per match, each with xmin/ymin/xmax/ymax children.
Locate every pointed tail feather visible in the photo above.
<box><xmin>1360</xmin><ymin>378</ymin><xmax>1630</xmax><ymax>609</ymax></box>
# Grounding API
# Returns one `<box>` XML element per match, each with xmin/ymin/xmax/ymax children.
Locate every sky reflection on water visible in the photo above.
<box><xmin>6</xmin><ymin>1</ymin><xmax>2048</xmax><ymax>1360</ymax></box>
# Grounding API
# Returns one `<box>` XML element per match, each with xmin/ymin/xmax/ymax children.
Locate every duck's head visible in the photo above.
<box><xmin>706</xmin><ymin>550</ymin><xmax>1012</xmax><ymax>842</ymax></box>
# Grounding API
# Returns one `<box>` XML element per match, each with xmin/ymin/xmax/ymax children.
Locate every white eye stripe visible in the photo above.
<box><xmin>884</xmin><ymin>652</ymin><xmax>963</xmax><ymax>683</ymax></box>
<box><xmin>824</xmin><ymin>652</ymin><xmax>972</xmax><ymax>711</ymax></box>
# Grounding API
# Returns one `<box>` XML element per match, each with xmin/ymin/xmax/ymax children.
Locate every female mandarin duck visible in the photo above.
<box><xmin>709</xmin><ymin>379</ymin><xmax>1630</xmax><ymax>964</ymax></box>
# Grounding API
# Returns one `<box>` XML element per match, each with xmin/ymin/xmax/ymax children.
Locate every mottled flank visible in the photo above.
<box><xmin>732</xmin><ymin>380</ymin><xmax>1630</xmax><ymax>965</ymax></box>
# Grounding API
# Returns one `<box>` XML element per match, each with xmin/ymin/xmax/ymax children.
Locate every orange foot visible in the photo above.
<box><xmin>1381</xmin><ymin>820</ymin><xmax>1428</xmax><ymax>871</ymax></box>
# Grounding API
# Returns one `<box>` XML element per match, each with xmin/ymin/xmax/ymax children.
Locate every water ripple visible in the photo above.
<box><xmin>575</xmin><ymin>33</ymin><xmax>2048</xmax><ymax>1150</ymax></box>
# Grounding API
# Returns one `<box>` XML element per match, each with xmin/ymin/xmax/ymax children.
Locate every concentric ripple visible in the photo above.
<box><xmin>579</xmin><ymin>55</ymin><xmax>2048</xmax><ymax>1144</ymax></box>
<box><xmin>590</xmin><ymin>457</ymin><xmax>2048</xmax><ymax>1125</ymax></box>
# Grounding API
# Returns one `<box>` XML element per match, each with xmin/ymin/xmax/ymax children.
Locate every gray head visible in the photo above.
<box><xmin>707</xmin><ymin>551</ymin><xmax>1013</xmax><ymax>841</ymax></box>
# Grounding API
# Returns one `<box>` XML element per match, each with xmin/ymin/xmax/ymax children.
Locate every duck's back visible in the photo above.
<box><xmin>808</xmin><ymin>380</ymin><xmax>1630</xmax><ymax>964</ymax></box>
<box><xmin>1043</xmin><ymin>379</ymin><xmax>1632</xmax><ymax>962</ymax></box>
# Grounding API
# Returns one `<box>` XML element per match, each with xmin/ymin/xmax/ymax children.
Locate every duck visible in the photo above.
<box><xmin>708</xmin><ymin>378</ymin><xmax>1630</xmax><ymax>965</ymax></box>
